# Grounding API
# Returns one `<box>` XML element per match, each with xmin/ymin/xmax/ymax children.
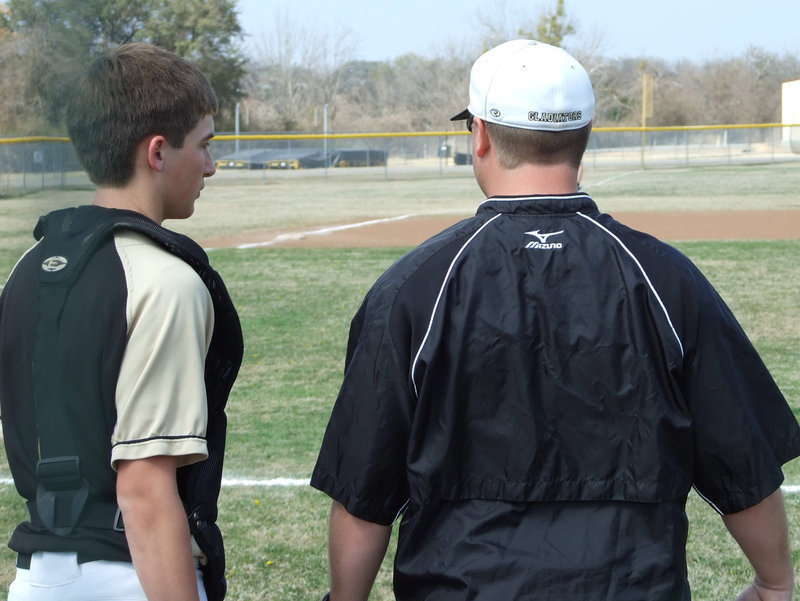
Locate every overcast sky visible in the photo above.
<box><xmin>235</xmin><ymin>0</ymin><xmax>800</xmax><ymax>64</ymax></box>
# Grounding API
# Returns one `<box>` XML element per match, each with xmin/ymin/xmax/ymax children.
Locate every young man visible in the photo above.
<box><xmin>311</xmin><ymin>40</ymin><xmax>799</xmax><ymax>600</ymax></box>
<box><xmin>0</xmin><ymin>43</ymin><xmax>243</xmax><ymax>601</ymax></box>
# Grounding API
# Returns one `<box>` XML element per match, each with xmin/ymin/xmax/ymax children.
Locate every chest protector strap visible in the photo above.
<box><xmin>32</xmin><ymin>209</ymin><xmax>115</xmax><ymax>535</ymax></box>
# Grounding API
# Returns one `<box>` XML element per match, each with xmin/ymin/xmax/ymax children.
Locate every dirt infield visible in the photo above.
<box><xmin>200</xmin><ymin>209</ymin><xmax>800</xmax><ymax>249</ymax></box>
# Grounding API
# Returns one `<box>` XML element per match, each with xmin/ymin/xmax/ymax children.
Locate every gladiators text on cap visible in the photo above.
<box><xmin>451</xmin><ymin>39</ymin><xmax>595</xmax><ymax>132</ymax></box>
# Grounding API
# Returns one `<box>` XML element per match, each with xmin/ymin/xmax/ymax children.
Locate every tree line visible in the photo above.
<box><xmin>1</xmin><ymin>0</ymin><xmax>798</xmax><ymax>136</ymax></box>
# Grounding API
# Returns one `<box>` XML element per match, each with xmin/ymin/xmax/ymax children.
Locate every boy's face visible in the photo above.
<box><xmin>162</xmin><ymin>114</ymin><xmax>216</xmax><ymax>220</ymax></box>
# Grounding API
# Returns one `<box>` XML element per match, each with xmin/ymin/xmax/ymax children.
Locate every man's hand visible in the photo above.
<box><xmin>735</xmin><ymin>580</ymin><xmax>794</xmax><ymax>601</ymax></box>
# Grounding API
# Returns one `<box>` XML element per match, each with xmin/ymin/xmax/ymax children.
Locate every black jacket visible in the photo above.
<box><xmin>312</xmin><ymin>193</ymin><xmax>800</xmax><ymax>600</ymax></box>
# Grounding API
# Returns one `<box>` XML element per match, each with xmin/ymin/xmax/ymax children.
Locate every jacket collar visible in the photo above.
<box><xmin>478</xmin><ymin>193</ymin><xmax>598</xmax><ymax>216</ymax></box>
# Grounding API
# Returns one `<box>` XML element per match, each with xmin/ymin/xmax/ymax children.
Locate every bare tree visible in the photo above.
<box><xmin>0</xmin><ymin>15</ymin><xmax>39</xmax><ymax>133</ymax></box>
<box><xmin>246</xmin><ymin>8</ymin><xmax>357</xmax><ymax>132</ymax></box>
<box><xmin>647</xmin><ymin>48</ymin><xmax>800</xmax><ymax>127</ymax></box>
<box><xmin>474</xmin><ymin>0</ymin><xmax>521</xmax><ymax>51</ymax></box>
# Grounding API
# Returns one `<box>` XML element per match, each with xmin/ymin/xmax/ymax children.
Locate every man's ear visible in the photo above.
<box><xmin>473</xmin><ymin>117</ymin><xmax>491</xmax><ymax>159</ymax></box>
<box><xmin>146</xmin><ymin>135</ymin><xmax>168</xmax><ymax>172</ymax></box>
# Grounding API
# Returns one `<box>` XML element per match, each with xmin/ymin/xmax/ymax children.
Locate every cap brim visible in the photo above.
<box><xmin>450</xmin><ymin>108</ymin><xmax>470</xmax><ymax>121</ymax></box>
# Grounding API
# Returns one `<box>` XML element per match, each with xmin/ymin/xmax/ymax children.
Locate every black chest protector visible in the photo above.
<box><xmin>32</xmin><ymin>206</ymin><xmax>243</xmax><ymax>601</ymax></box>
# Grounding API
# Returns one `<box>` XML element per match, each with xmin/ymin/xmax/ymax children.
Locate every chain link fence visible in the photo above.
<box><xmin>0</xmin><ymin>137</ymin><xmax>88</xmax><ymax>196</ymax></box>
<box><xmin>2</xmin><ymin>125</ymin><xmax>799</xmax><ymax>197</ymax></box>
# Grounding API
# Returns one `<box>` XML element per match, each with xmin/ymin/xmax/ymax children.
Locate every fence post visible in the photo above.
<box><xmin>22</xmin><ymin>144</ymin><xmax>27</xmax><ymax>194</ymax></box>
<box><xmin>684</xmin><ymin>130</ymin><xmax>689</xmax><ymax>166</ymax></box>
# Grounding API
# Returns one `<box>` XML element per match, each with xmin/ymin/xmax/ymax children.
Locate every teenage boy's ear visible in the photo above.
<box><xmin>145</xmin><ymin>135</ymin><xmax>169</xmax><ymax>173</ymax></box>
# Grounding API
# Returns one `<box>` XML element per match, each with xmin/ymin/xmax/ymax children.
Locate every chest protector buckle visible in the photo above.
<box><xmin>35</xmin><ymin>456</ymin><xmax>90</xmax><ymax>536</ymax></box>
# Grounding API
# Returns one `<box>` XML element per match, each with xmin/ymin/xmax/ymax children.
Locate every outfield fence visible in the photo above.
<box><xmin>2</xmin><ymin>123</ymin><xmax>799</xmax><ymax>196</ymax></box>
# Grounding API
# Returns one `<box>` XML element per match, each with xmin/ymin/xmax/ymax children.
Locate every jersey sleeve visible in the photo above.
<box><xmin>679</xmin><ymin>262</ymin><xmax>800</xmax><ymax>514</ymax></box>
<box><xmin>311</xmin><ymin>285</ymin><xmax>415</xmax><ymax>525</ymax></box>
<box><xmin>612</xmin><ymin>228</ymin><xmax>800</xmax><ymax>515</ymax></box>
<box><xmin>110</xmin><ymin>231</ymin><xmax>214</xmax><ymax>470</ymax></box>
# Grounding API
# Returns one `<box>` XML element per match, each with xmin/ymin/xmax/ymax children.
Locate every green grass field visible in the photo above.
<box><xmin>0</xmin><ymin>163</ymin><xmax>799</xmax><ymax>600</ymax></box>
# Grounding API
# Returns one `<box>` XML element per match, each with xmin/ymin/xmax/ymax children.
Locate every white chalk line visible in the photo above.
<box><xmin>590</xmin><ymin>169</ymin><xmax>643</xmax><ymax>187</ymax></box>
<box><xmin>226</xmin><ymin>214</ymin><xmax>415</xmax><ymax>250</ymax></box>
<box><xmin>1</xmin><ymin>477</ymin><xmax>799</xmax><ymax>494</ymax></box>
<box><xmin>221</xmin><ymin>477</ymin><xmax>309</xmax><ymax>487</ymax></box>
<box><xmin>0</xmin><ymin>476</ymin><xmax>310</xmax><ymax>488</ymax></box>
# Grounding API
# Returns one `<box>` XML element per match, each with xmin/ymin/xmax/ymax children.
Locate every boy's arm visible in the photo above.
<box><xmin>117</xmin><ymin>455</ymin><xmax>200</xmax><ymax>601</ymax></box>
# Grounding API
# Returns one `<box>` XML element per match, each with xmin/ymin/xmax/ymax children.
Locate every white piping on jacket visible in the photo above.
<box><xmin>410</xmin><ymin>214</ymin><xmax>503</xmax><ymax>397</ymax></box>
<box><xmin>577</xmin><ymin>212</ymin><xmax>685</xmax><ymax>357</ymax></box>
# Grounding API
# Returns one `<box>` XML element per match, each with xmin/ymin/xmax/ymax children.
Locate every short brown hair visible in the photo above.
<box><xmin>485</xmin><ymin>122</ymin><xmax>591</xmax><ymax>170</ymax></box>
<box><xmin>66</xmin><ymin>43</ymin><xmax>218</xmax><ymax>186</ymax></box>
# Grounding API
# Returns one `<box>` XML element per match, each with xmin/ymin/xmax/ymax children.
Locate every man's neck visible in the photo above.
<box><xmin>93</xmin><ymin>184</ymin><xmax>163</xmax><ymax>224</ymax></box>
<box><xmin>480</xmin><ymin>163</ymin><xmax>580</xmax><ymax>197</ymax></box>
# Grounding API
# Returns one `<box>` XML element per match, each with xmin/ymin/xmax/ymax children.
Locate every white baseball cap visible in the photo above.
<box><xmin>451</xmin><ymin>39</ymin><xmax>595</xmax><ymax>132</ymax></box>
